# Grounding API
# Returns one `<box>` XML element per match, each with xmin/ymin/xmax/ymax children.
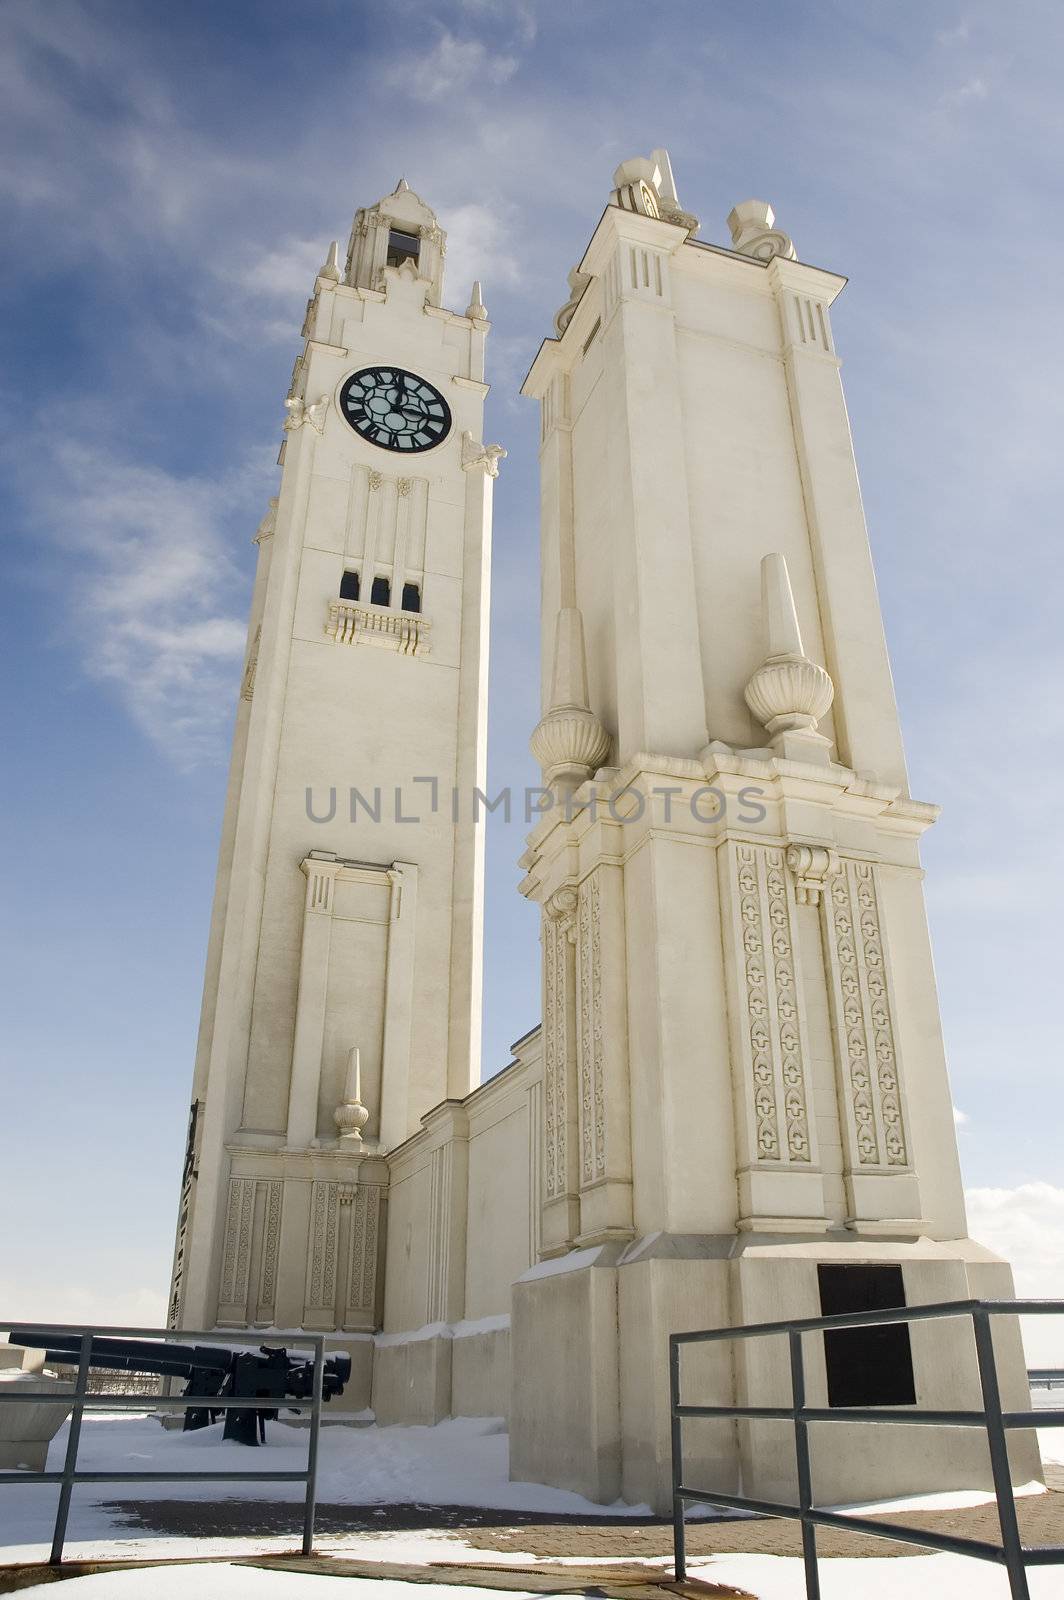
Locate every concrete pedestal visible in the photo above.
<box><xmin>509</xmin><ymin>1235</ymin><xmax>1043</xmax><ymax>1513</ymax></box>
<box><xmin>0</xmin><ymin>1355</ymin><xmax>73</xmax><ymax>1472</ymax></box>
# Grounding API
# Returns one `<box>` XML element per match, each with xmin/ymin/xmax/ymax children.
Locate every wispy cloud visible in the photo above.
<box><xmin>19</xmin><ymin>437</ymin><xmax>268</xmax><ymax>767</ymax></box>
<box><xmin>941</xmin><ymin>74</ymin><xmax>989</xmax><ymax>108</ymax></box>
<box><xmin>442</xmin><ymin>200</ymin><xmax>523</xmax><ymax>300</ymax></box>
<box><xmin>398</xmin><ymin>31</ymin><xmax>518</xmax><ymax>101</ymax></box>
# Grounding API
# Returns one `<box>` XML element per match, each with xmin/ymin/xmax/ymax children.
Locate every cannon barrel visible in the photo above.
<box><xmin>11</xmin><ymin>1333</ymin><xmax>352</xmax><ymax>1444</ymax></box>
<box><xmin>15</xmin><ymin>1332</ymin><xmax>231</xmax><ymax>1379</ymax></box>
<box><xmin>14</xmin><ymin>1333</ymin><xmax>351</xmax><ymax>1396</ymax></box>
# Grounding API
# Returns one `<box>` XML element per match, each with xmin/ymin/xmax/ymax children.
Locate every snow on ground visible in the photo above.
<box><xmin>3</xmin><ymin>1405</ymin><xmax>1064</xmax><ymax>1591</ymax></box>
<box><xmin>689</xmin><ymin>1553</ymin><xmax>1064</xmax><ymax>1597</ymax></box>
<box><xmin>9</xmin><ymin>1554</ymin><xmax>1064</xmax><ymax>1600</ymax></box>
<box><xmin>2</xmin><ymin>1410</ymin><xmax>649</xmax><ymax>1511</ymax></box>
<box><xmin>0</xmin><ymin>1412</ymin><xmax>646</xmax><ymax>1565</ymax></box>
<box><xmin>12</xmin><ymin>1571</ymin><xmax>539</xmax><ymax>1599</ymax></box>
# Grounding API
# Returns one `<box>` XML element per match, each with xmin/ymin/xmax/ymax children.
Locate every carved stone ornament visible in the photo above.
<box><xmin>284</xmin><ymin>394</ymin><xmax>329</xmax><ymax>434</ymax></box>
<box><xmin>785</xmin><ymin>843</ymin><xmax>841</xmax><ymax>907</ymax></box>
<box><xmin>530</xmin><ymin>607</ymin><xmax>611</xmax><ymax>792</ymax></box>
<box><xmin>465</xmin><ymin>280</ymin><xmax>488</xmax><ymax>321</ymax></box>
<box><xmin>744</xmin><ymin>552</ymin><xmax>834</xmax><ymax>737</ymax></box>
<box><xmin>318</xmin><ymin>240</ymin><xmax>342</xmax><ymax>283</ymax></box>
<box><xmin>727</xmin><ymin>199</ymin><xmax>797</xmax><ymax>262</ymax></box>
<box><xmin>554</xmin><ymin>267</ymin><xmax>592</xmax><ymax>337</ymax></box>
<box><xmin>545</xmin><ymin>885</ymin><xmax>579</xmax><ymax>935</ymax></box>
<box><xmin>334</xmin><ymin>1046</ymin><xmax>370</xmax><ymax>1146</ymax></box>
<box><xmin>460</xmin><ymin>430</ymin><xmax>507</xmax><ymax>477</ymax></box>
<box><xmin>253</xmin><ymin>498</ymin><xmax>278</xmax><ymax>544</ymax></box>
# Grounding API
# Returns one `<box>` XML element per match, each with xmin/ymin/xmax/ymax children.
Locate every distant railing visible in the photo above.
<box><xmin>0</xmin><ymin>1321</ymin><xmax>326</xmax><ymax>1566</ymax></box>
<box><xmin>670</xmin><ymin>1298</ymin><xmax>1064</xmax><ymax>1600</ymax></box>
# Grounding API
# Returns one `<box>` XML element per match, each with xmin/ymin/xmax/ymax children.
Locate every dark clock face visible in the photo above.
<box><xmin>339</xmin><ymin>366</ymin><xmax>451</xmax><ymax>453</ymax></box>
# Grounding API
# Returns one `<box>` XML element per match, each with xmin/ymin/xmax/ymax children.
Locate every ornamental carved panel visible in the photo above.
<box><xmin>577</xmin><ymin>871</ymin><xmax>606</xmax><ymax>1184</ymax></box>
<box><xmin>344</xmin><ymin>1183</ymin><xmax>381</xmax><ymax>1322</ymax></box>
<box><xmin>542</xmin><ymin>889</ymin><xmax>577</xmax><ymax>1203</ymax></box>
<box><xmin>255</xmin><ymin>1180</ymin><xmax>284</xmax><ymax>1322</ymax></box>
<box><xmin>823</xmin><ymin>860</ymin><xmax>908</xmax><ymax>1169</ymax></box>
<box><xmin>218</xmin><ymin>1177</ymin><xmax>255</xmax><ymax>1320</ymax></box>
<box><xmin>305</xmin><ymin>1179</ymin><xmax>340</xmax><ymax>1318</ymax></box>
<box><xmin>728</xmin><ymin>843</ymin><xmax>813</xmax><ymax>1165</ymax></box>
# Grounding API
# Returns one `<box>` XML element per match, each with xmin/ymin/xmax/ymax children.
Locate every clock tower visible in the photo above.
<box><xmin>167</xmin><ymin>180</ymin><xmax>503</xmax><ymax>1387</ymax></box>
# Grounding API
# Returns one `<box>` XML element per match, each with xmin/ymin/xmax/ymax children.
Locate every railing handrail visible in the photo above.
<box><xmin>670</xmin><ymin>1295</ymin><xmax>1064</xmax><ymax>1346</ymax></box>
<box><xmin>670</xmin><ymin>1296</ymin><xmax>1064</xmax><ymax>1600</ymax></box>
<box><xmin>0</xmin><ymin>1319</ymin><xmax>328</xmax><ymax>1566</ymax></box>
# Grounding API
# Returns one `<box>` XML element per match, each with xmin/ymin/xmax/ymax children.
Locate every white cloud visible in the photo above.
<box><xmin>441</xmin><ymin>201</ymin><xmax>523</xmax><ymax>303</ymax></box>
<box><xmin>954</xmin><ymin>1105</ymin><xmax>969</xmax><ymax>1126</ymax></box>
<box><xmin>457</xmin><ymin>0</ymin><xmax>538</xmax><ymax>47</ymax></box>
<box><xmin>246</xmin><ymin>236</ymin><xmax>328</xmax><ymax>299</ymax></box>
<box><xmin>23</xmin><ymin>439</ymin><xmax>268</xmax><ymax>767</ymax></box>
<box><xmin>941</xmin><ymin>75</ymin><xmax>989</xmax><ymax>108</ymax></box>
<box><xmin>966</xmin><ymin>1183</ymin><xmax>1064</xmax><ymax>1364</ymax></box>
<box><xmin>399</xmin><ymin>31</ymin><xmax>518</xmax><ymax>102</ymax></box>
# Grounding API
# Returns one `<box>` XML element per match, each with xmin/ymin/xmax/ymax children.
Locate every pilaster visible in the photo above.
<box><xmin>379</xmin><ymin>862</ymin><xmax>419</xmax><ymax>1151</ymax></box>
<box><xmin>767</xmin><ymin>255</ymin><xmax>909</xmax><ymax>790</ymax></box>
<box><xmin>287</xmin><ymin>854</ymin><xmax>344</xmax><ymax>1148</ymax></box>
<box><xmin>575</xmin><ymin>861</ymin><xmax>634</xmax><ymax>1243</ymax></box>
<box><xmin>540</xmin><ymin>888</ymin><xmax>581</xmax><ymax>1254</ymax></box>
<box><xmin>594</xmin><ymin>213</ymin><xmax>708</xmax><ymax>761</ymax></box>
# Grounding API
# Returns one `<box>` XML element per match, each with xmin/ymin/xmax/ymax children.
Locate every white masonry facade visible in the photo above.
<box><xmin>170</xmin><ymin>154</ymin><xmax>1039</xmax><ymax>1510</ymax></box>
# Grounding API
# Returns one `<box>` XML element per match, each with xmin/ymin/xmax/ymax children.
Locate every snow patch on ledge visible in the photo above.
<box><xmin>374</xmin><ymin>1314</ymin><xmax>510</xmax><ymax>1349</ymax></box>
<box><xmin>516</xmin><ymin>1246</ymin><xmax>604</xmax><ymax>1282</ymax></box>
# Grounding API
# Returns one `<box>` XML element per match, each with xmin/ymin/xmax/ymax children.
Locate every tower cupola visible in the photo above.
<box><xmin>344</xmin><ymin>179</ymin><xmax>447</xmax><ymax>306</ymax></box>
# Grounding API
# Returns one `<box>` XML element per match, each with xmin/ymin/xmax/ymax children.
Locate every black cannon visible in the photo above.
<box><xmin>17</xmin><ymin>1332</ymin><xmax>351</xmax><ymax>1445</ymax></box>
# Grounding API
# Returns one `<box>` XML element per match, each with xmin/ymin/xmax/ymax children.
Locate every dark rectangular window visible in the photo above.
<box><xmin>817</xmin><ymin>1263</ymin><xmax>916</xmax><ymax>1408</ymax></box>
<box><xmin>386</xmin><ymin>229</ymin><xmax>420</xmax><ymax>269</ymax></box>
<box><xmin>370</xmin><ymin>575</ymin><xmax>391</xmax><ymax>607</ymax></box>
<box><xmin>339</xmin><ymin>570</ymin><xmax>360</xmax><ymax>601</ymax></box>
<box><xmin>401</xmin><ymin>582</ymin><xmax>421</xmax><ymax>613</ymax></box>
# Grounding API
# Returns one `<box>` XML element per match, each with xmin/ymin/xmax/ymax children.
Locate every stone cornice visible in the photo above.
<box><xmin>519</xmin><ymin>747</ymin><xmax>939</xmax><ymax>885</ymax></box>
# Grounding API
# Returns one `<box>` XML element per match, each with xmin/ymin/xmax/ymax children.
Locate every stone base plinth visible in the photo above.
<box><xmin>0</xmin><ymin>1363</ymin><xmax>73</xmax><ymax>1473</ymax></box>
<box><xmin>508</xmin><ymin>1234</ymin><xmax>1043</xmax><ymax>1513</ymax></box>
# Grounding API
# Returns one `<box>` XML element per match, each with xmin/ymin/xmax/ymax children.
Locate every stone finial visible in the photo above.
<box><xmin>319</xmin><ymin>240</ymin><xmax>342</xmax><ymax>282</ymax></box>
<box><xmin>727</xmin><ymin>200</ymin><xmax>797</xmax><ymax>262</ymax></box>
<box><xmin>744</xmin><ymin>553</ymin><xmax>834</xmax><ymax>758</ymax></box>
<box><xmin>466</xmin><ymin>279</ymin><xmax>488</xmax><ymax>321</ymax></box>
<box><xmin>554</xmin><ymin>266</ymin><xmax>592</xmax><ymax>336</ymax></box>
<box><xmin>610</xmin><ymin>149</ymin><xmax>699</xmax><ymax>234</ymax></box>
<box><xmin>334</xmin><ymin>1047</ymin><xmax>370</xmax><ymax>1146</ymax></box>
<box><xmin>530</xmin><ymin>607</ymin><xmax>611</xmax><ymax>793</ymax></box>
<box><xmin>394</xmin><ymin>177</ymin><xmax>410</xmax><ymax>193</ymax></box>
<box><xmin>253</xmin><ymin>497</ymin><xmax>278</xmax><ymax>545</ymax></box>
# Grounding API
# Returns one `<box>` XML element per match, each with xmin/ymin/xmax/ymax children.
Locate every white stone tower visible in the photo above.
<box><xmin>167</xmin><ymin>180</ymin><xmax>503</xmax><ymax>1392</ymax></box>
<box><xmin>513</xmin><ymin>152</ymin><xmax>1037</xmax><ymax>1508</ymax></box>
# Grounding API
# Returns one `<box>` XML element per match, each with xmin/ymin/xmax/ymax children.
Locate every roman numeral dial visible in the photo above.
<box><xmin>339</xmin><ymin>367</ymin><xmax>451</xmax><ymax>454</ymax></box>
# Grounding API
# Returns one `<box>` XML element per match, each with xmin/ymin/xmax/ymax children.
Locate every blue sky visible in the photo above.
<box><xmin>2</xmin><ymin>0</ymin><xmax>1062</xmax><ymax>1336</ymax></box>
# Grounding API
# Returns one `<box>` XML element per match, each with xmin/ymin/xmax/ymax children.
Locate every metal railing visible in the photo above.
<box><xmin>670</xmin><ymin>1297</ymin><xmax>1064</xmax><ymax>1600</ymax></box>
<box><xmin>0</xmin><ymin>1321</ymin><xmax>327</xmax><ymax>1565</ymax></box>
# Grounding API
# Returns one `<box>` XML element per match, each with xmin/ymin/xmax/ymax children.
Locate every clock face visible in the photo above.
<box><xmin>339</xmin><ymin>366</ymin><xmax>451</xmax><ymax>454</ymax></box>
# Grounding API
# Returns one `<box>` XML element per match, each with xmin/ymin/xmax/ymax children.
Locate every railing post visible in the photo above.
<box><xmin>50</xmin><ymin>1329</ymin><xmax>92</xmax><ymax>1565</ymax></box>
<box><xmin>788</xmin><ymin>1329</ymin><xmax>820</xmax><ymax>1600</ymax></box>
<box><xmin>973</xmin><ymin>1308</ymin><xmax>1030</xmax><ymax>1600</ymax></box>
<box><xmin>301</xmin><ymin>1335</ymin><xmax>325</xmax><ymax>1558</ymax></box>
<box><xmin>669</xmin><ymin>1335</ymin><xmax>686</xmax><ymax>1581</ymax></box>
